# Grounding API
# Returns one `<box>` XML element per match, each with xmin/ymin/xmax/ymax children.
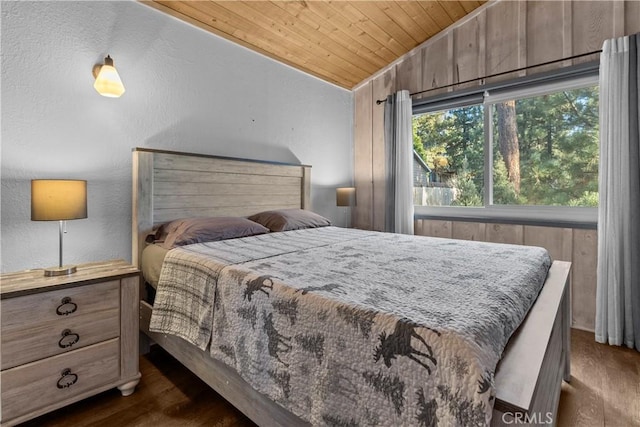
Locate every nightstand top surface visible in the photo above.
<box><xmin>0</xmin><ymin>259</ymin><xmax>139</xmax><ymax>299</ymax></box>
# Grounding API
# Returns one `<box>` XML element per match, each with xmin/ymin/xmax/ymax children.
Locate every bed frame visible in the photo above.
<box><xmin>132</xmin><ymin>147</ymin><xmax>571</xmax><ymax>426</ymax></box>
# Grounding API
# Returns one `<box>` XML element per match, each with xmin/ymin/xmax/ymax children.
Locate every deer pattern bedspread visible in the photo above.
<box><xmin>150</xmin><ymin>227</ymin><xmax>551</xmax><ymax>426</ymax></box>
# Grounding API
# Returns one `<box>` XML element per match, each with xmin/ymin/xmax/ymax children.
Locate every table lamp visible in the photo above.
<box><xmin>336</xmin><ymin>187</ymin><xmax>356</xmax><ymax>228</ymax></box>
<box><xmin>31</xmin><ymin>180</ymin><xmax>87</xmax><ymax>276</ymax></box>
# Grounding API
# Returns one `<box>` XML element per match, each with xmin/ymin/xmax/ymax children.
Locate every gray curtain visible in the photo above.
<box><xmin>596</xmin><ymin>33</ymin><xmax>640</xmax><ymax>351</ymax></box>
<box><xmin>384</xmin><ymin>90</ymin><xmax>414</xmax><ymax>235</ymax></box>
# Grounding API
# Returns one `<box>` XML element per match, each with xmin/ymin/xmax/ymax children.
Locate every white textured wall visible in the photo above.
<box><xmin>1</xmin><ymin>1</ymin><xmax>353</xmax><ymax>272</ymax></box>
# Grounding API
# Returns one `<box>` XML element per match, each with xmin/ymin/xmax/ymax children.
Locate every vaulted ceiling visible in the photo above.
<box><xmin>143</xmin><ymin>1</ymin><xmax>487</xmax><ymax>89</ymax></box>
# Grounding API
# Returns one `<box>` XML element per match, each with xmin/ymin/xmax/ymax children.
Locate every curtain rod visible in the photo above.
<box><xmin>375</xmin><ymin>49</ymin><xmax>602</xmax><ymax>105</ymax></box>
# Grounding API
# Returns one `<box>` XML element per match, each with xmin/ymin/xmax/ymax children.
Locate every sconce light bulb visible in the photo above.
<box><xmin>93</xmin><ymin>55</ymin><xmax>125</xmax><ymax>98</ymax></box>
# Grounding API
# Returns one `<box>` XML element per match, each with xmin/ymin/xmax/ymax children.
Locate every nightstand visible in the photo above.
<box><xmin>0</xmin><ymin>260</ymin><xmax>141</xmax><ymax>426</ymax></box>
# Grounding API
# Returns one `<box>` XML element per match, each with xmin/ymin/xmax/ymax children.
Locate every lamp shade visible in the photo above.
<box><xmin>336</xmin><ymin>187</ymin><xmax>356</xmax><ymax>207</ymax></box>
<box><xmin>93</xmin><ymin>55</ymin><xmax>125</xmax><ymax>98</ymax></box>
<box><xmin>31</xmin><ymin>180</ymin><xmax>87</xmax><ymax>221</ymax></box>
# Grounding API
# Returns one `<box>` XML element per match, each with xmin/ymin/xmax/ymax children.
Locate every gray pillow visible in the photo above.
<box><xmin>248</xmin><ymin>209</ymin><xmax>331</xmax><ymax>232</ymax></box>
<box><xmin>153</xmin><ymin>217</ymin><xmax>269</xmax><ymax>249</ymax></box>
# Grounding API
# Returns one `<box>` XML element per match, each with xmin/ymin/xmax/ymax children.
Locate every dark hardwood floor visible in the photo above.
<box><xmin>19</xmin><ymin>329</ymin><xmax>640</xmax><ymax>426</ymax></box>
<box><xmin>20</xmin><ymin>345</ymin><xmax>255</xmax><ymax>427</ymax></box>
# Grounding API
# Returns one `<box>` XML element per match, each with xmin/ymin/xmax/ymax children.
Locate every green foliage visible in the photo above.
<box><xmin>493</xmin><ymin>152</ymin><xmax>520</xmax><ymax>205</ymax></box>
<box><xmin>413</xmin><ymin>132</ymin><xmax>429</xmax><ymax>164</ymax></box>
<box><xmin>413</xmin><ymin>113</ymin><xmax>447</xmax><ymax>170</ymax></box>
<box><xmin>568</xmin><ymin>191</ymin><xmax>599</xmax><ymax>207</ymax></box>
<box><xmin>450</xmin><ymin>158</ymin><xmax>482</xmax><ymax>206</ymax></box>
<box><xmin>412</xmin><ymin>85</ymin><xmax>599</xmax><ymax>207</ymax></box>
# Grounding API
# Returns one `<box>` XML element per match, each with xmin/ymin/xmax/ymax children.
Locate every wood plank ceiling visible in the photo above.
<box><xmin>144</xmin><ymin>1</ymin><xmax>486</xmax><ymax>89</ymax></box>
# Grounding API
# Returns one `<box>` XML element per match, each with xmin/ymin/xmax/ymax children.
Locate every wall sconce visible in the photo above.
<box><xmin>93</xmin><ymin>55</ymin><xmax>125</xmax><ymax>98</ymax></box>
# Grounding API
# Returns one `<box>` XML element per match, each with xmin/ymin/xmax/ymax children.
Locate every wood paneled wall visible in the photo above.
<box><xmin>353</xmin><ymin>0</ymin><xmax>639</xmax><ymax>332</ymax></box>
<box><xmin>415</xmin><ymin>219</ymin><xmax>598</xmax><ymax>332</ymax></box>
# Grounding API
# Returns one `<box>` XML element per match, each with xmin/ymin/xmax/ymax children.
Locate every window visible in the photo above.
<box><xmin>413</xmin><ymin>104</ymin><xmax>485</xmax><ymax>207</ymax></box>
<box><xmin>412</xmin><ymin>68</ymin><xmax>599</xmax><ymax>224</ymax></box>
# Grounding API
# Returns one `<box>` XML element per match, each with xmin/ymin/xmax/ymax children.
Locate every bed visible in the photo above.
<box><xmin>132</xmin><ymin>147</ymin><xmax>571</xmax><ymax>426</ymax></box>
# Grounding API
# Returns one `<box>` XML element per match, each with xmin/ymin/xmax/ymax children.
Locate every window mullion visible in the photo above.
<box><xmin>484</xmin><ymin>103</ymin><xmax>493</xmax><ymax>207</ymax></box>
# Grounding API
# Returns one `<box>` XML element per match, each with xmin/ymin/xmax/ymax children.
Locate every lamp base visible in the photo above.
<box><xmin>44</xmin><ymin>265</ymin><xmax>77</xmax><ymax>277</ymax></box>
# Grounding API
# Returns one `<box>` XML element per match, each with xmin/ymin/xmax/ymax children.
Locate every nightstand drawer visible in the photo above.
<box><xmin>1</xmin><ymin>280</ymin><xmax>120</xmax><ymax>330</ymax></box>
<box><xmin>0</xmin><ymin>338</ymin><xmax>120</xmax><ymax>422</ymax></box>
<box><xmin>1</xmin><ymin>307</ymin><xmax>120</xmax><ymax>370</ymax></box>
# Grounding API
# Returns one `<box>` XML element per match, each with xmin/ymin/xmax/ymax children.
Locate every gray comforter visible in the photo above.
<box><xmin>150</xmin><ymin>227</ymin><xmax>551</xmax><ymax>426</ymax></box>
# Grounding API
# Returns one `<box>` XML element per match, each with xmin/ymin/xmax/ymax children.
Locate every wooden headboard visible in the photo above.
<box><xmin>131</xmin><ymin>148</ymin><xmax>311</xmax><ymax>268</ymax></box>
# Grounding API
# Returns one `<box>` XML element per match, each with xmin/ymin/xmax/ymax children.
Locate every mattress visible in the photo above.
<box><xmin>149</xmin><ymin>226</ymin><xmax>551</xmax><ymax>426</ymax></box>
<box><xmin>140</xmin><ymin>243</ymin><xmax>169</xmax><ymax>289</ymax></box>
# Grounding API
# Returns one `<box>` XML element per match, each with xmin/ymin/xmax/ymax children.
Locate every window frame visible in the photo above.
<box><xmin>412</xmin><ymin>62</ymin><xmax>599</xmax><ymax>227</ymax></box>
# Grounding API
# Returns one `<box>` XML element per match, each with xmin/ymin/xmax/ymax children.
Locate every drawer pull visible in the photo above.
<box><xmin>56</xmin><ymin>297</ymin><xmax>77</xmax><ymax>316</ymax></box>
<box><xmin>58</xmin><ymin>329</ymin><xmax>80</xmax><ymax>348</ymax></box>
<box><xmin>56</xmin><ymin>369</ymin><xmax>78</xmax><ymax>389</ymax></box>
